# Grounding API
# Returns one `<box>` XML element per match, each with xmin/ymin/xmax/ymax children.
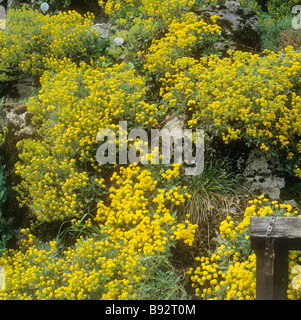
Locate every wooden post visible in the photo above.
<box><xmin>250</xmin><ymin>216</ymin><xmax>301</xmax><ymax>300</ymax></box>
<box><xmin>253</xmin><ymin>239</ymin><xmax>288</xmax><ymax>299</ymax></box>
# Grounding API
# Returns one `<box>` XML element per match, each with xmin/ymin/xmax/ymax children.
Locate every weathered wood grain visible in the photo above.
<box><xmin>250</xmin><ymin>216</ymin><xmax>301</xmax><ymax>300</ymax></box>
<box><xmin>250</xmin><ymin>216</ymin><xmax>301</xmax><ymax>250</ymax></box>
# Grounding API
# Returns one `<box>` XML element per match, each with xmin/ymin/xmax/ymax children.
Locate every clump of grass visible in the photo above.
<box><xmin>259</xmin><ymin>14</ymin><xmax>294</xmax><ymax>52</ymax></box>
<box><xmin>181</xmin><ymin>158</ymin><xmax>244</xmax><ymax>225</ymax></box>
<box><xmin>278</xmin><ymin>27</ymin><xmax>301</xmax><ymax>50</ymax></box>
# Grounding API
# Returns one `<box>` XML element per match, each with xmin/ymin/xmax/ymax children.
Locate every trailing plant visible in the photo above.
<box><xmin>161</xmin><ymin>47</ymin><xmax>301</xmax><ymax>179</ymax></box>
<box><xmin>0</xmin><ymin>7</ymin><xmax>105</xmax><ymax>81</ymax></box>
<box><xmin>14</xmin><ymin>57</ymin><xmax>164</xmax><ymax>224</ymax></box>
<box><xmin>0</xmin><ymin>163</ymin><xmax>197</xmax><ymax>299</ymax></box>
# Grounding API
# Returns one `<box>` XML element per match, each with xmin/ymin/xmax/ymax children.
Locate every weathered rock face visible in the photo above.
<box><xmin>3</xmin><ymin>76</ymin><xmax>39</xmax><ymax>103</ymax></box>
<box><xmin>1</xmin><ymin>103</ymin><xmax>35</xmax><ymax>137</ymax></box>
<box><xmin>194</xmin><ymin>0</ymin><xmax>261</xmax><ymax>52</ymax></box>
<box><xmin>163</xmin><ymin>113</ymin><xmax>187</xmax><ymax>132</ymax></box>
<box><xmin>157</xmin><ymin>113</ymin><xmax>188</xmax><ymax>163</ymax></box>
<box><xmin>92</xmin><ymin>23</ymin><xmax>114</xmax><ymax>39</ymax></box>
<box><xmin>243</xmin><ymin>149</ymin><xmax>285</xmax><ymax>199</ymax></box>
<box><xmin>92</xmin><ymin>23</ymin><xmax>126</xmax><ymax>51</ymax></box>
<box><xmin>69</xmin><ymin>0</ymin><xmax>107</xmax><ymax>23</ymax></box>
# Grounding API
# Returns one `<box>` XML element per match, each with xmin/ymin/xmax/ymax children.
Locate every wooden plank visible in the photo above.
<box><xmin>250</xmin><ymin>216</ymin><xmax>297</xmax><ymax>299</ymax></box>
<box><xmin>250</xmin><ymin>217</ymin><xmax>301</xmax><ymax>250</ymax></box>
<box><xmin>255</xmin><ymin>246</ymin><xmax>268</xmax><ymax>299</ymax></box>
<box><xmin>254</xmin><ymin>241</ymin><xmax>288</xmax><ymax>300</ymax></box>
<box><xmin>273</xmin><ymin>243</ymin><xmax>288</xmax><ymax>300</ymax></box>
<box><xmin>255</xmin><ymin>242</ymin><xmax>274</xmax><ymax>300</ymax></box>
<box><xmin>0</xmin><ymin>5</ymin><xmax>5</xmax><ymax>30</ymax></box>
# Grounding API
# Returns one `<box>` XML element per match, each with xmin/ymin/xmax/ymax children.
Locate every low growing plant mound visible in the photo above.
<box><xmin>0</xmin><ymin>163</ymin><xmax>197</xmax><ymax>300</ymax></box>
<box><xmin>0</xmin><ymin>8</ymin><xmax>104</xmax><ymax>80</ymax></box>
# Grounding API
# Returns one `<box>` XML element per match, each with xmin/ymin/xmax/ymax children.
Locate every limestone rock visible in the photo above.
<box><xmin>92</xmin><ymin>23</ymin><xmax>114</xmax><ymax>39</ymax></box>
<box><xmin>113</xmin><ymin>37</ymin><xmax>125</xmax><ymax>46</ymax></box>
<box><xmin>194</xmin><ymin>0</ymin><xmax>261</xmax><ymax>52</ymax></box>
<box><xmin>163</xmin><ymin>113</ymin><xmax>187</xmax><ymax>132</ymax></box>
<box><xmin>225</xmin><ymin>0</ymin><xmax>240</xmax><ymax>6</ymax></box>
<box><xmin>284</xmin><ymin>199</ymin><xmax>300</xmax><ymax>211</ymax></box>
<box><xmin>4</xmin><ymin>76</ymin><xmax>38</xmax><ymax>102</ymax></box>
<box><xmin>154</xmin><ymin>113</ymin><xmax>189</xmax><ymax>164</ymax></box>
<box><xmin>0</xmin><ymin>103</ymin><xmax>35</xmax><ymax>137</ymax></box>
<box><xmin>243</xmin><ymin>149</ymin><xmax>285</xmax><ymax>199</ymax></box>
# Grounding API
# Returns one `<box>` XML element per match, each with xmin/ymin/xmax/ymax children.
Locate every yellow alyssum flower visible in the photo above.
<box><xmin>162</xmin><ymin>46</ymin><xmax>301</xmax><ymax>179</ymax></box>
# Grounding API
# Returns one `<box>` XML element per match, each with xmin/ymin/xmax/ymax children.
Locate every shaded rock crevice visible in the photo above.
<box><xmin>194</xmin><ymin>0</ymin><xmax>261</xmax><ymax>53</ymax></box>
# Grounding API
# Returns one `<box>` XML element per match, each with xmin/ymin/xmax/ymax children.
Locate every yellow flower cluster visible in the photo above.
<box><xmin>0</xmin><ymin>8</ymin><xmax>99</xmax><ymax>80</ymax></box>
<box><xmin>99</xmin><ymin>0</ymin><xmax>194</xmax><ymax>25</ymax></box>
<box><xmin>139</xmin><ymin>0</ymin><xmax>195</xmax><ymax>26</ymax></box>
<box><xmin>15</xmin><ymin>58</ymin><xmax>160</xmax><ymax>223</ymax></box>
<box><xmin>0</xmin><ymin>4</ymin><xmax>203</xmax><ymax>300</ymax></box>
<box><xmin>161</xmin><ymin>163</ymin><xmax>181</xmax><ymax>180</ymax></box>
<box><xmin>265</xmin><ymin>0</ymin><xmax>300</xmax><ymax>21</ymax></box>
<box><xmin>0</xmin><ymin>126</ymin><xmax>7</xmax><ymax>147</ymax></box>
<box><xmin>188</xmin><ymin>196</ymin><xmax>301</xmax><ymax>300</ymax></box>
<box><xmin>96</xmin><ymin>164</ymin><xmax>197</xmax><ymax>253</ymax></box>
<box><xmin>144</xmin><ymin>12</ymin><xmax>221</xmax><ymax>75</ymax></box>
<box><xmin>0</xmin><ymin>164</ymin><xmax>197</xmax><ymax>300</ymax></box>
<box><xmin>0</xmin><ymin>229</ymin><xmax>144</xmax><ymax>300</ymax></box>
<box><xmin>161</xmin><ymin>47</ymin><xmax>301</xmax><ymax>178</ymax></box>
<box><xmin>189</xmin><ymin>251</ymin><xmax>256</xmax><ymax>300</ymax></box>
<box><xmin>98</xmin><ymin>0</ymin><xmax>137</xmax><ymax>16</ymax></box>
<box><xmin>100</xmin><ymin>0</ymin><xmax>214</xmax><ymax>73</ymax></box>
